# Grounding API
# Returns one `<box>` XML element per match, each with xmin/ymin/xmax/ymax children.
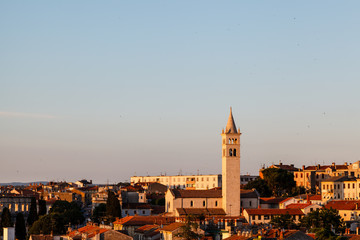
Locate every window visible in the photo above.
<box><xmin>142</xmin><ymin>210</ymin><xmax>145</xmax><ymax>214</ymax></box>
<box><xmin>229</xmin><ymin>149</ymin><xmax>233</xmax><ymax>156</ymax></box>
<box><xmin>258</xmin><ymin>215</ymin><xmax>261</xmax><ymax>220</ymax></box>
<box><xmin>249</xmin><ymin>201</ymin><xmax>252</xmax><ymax>207</ymax></box>
<box><xmin>203</xmin><ymin>201</ymin><xmax>206</xmax><ymax>207</ymax></box>
<box><xmin>348</xmin><ymin>183</ymin><xmax>351</xmax><ymax>189</ymax></box>
<box><xmin>125</xmin><ymin>210</ymin><xmax>128</xmax><ymax>214</ymax></box>
<box><xmin>264</xmin><ymin>215</ymin><xmax>269</xmax><ymax>220</ymax></box>
<box><xmin>233</xmin><ymin>149</ymin><xmax>237</xmax><ymax>156</ymax></box>
<box><xmin>252</xmin><ymin>215</ymin><xmax>255</xmax><ymax>220</ymax></box>
<box><xmin>215</xmin><ymin>201</ymin><xmax>218</xmax><ymax>207</ymax></box>
<box><xmin>295</xmin><ymin>173</ymin><xmax>298</xmax><ymax>178</ymax></box>
<box><xmin>334</xmin><ymin>184</ymin><xmax>336</xmax><ymax>189</ymax></box>
<box><xmin>190</xmin><ymin>201</ymin><xmax>193</xmax><ymax>207</ymax></box>
<box><xmin>353</xmin><ymin>183</ymin><xmax>355</xmax><ymax>189</ymax></box>
<box><xmin>301</xmin><ymin>173</ymin><xmax>303</xmax><ymax>178</ymax></box>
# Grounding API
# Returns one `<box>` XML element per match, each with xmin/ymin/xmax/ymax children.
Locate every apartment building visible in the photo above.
<box><xmin>131</xmin><ymin>174</ymin><xmax>222</xmax><ymax>190</ymax></box>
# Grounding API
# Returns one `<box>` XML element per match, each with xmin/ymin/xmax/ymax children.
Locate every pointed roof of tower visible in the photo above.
<box><xmin>225</xmin><ymin>107</ymin><xmax>237</xmax><ymax>134</ymax></box>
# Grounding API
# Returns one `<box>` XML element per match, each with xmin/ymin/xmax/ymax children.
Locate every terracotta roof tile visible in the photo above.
<box><xmin>286</xmin><ymin>203</ymin><xmax>312</xmax><ymax>209</ymax></box>
<box><xmin>114</xmin><ymin>216</ymin><xmax>175</xmax><ymax>226</ymax></box>
<box><xmin>308</xmin><ymin>195</ymin><xmax>322</xmax><ymax>200</ymax></box>
<box><xmin>260</xmin><ymin>197</ymin><xmax>287</xmax><ymax>204</ymax></box>
<box><xmin>171</xmin><ymin>189</ymin><xmax>222</xmax><ymax>198</ymax></box>
<box><xmin>244</xmin><ymin>208</ymin><xmax>304</xmax><ymax>215</ymax></box>
<box><xmin>160</xmin><ymin>222</ymin><xmax>184</xmax><ymax>232</ymax></box>
<box><xmin>176</xmin><ymin>208</ymin><xmax>226</xmax><ymax>216</ymax></box>
<box><xmin>325</xmin><ymin>200</ymin><xmax>360</xmax><ymax>210</ymax></box>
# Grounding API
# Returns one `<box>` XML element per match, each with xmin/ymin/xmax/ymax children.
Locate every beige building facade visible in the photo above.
<box><xmin>130</xmin><ymin>174</ymin><xmax>221</xmax><ymax>190</ymax></box>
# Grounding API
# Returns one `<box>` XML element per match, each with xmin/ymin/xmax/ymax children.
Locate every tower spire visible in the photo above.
<box><xmin>225</xmin><ymin>107</ymin><xmax>237</xmax><ymax>133</ymax></box>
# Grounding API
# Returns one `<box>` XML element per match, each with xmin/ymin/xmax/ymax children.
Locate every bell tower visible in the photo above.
<box><xmin>221</xmin><ymin>107</ymin><xmax>241</xmax><ymax>216</ymax></box>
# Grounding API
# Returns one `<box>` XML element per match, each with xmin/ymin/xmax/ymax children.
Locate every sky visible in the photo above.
<box><xmin>1</xmin><ymin>1</ymin><xmax>360</xmax><ymax>184</ymax></box>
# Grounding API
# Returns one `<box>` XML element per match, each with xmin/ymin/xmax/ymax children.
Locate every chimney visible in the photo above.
<box><xmin>302</xmin><ymin>165</ymin><xmax>305</xmax><ymax>170</ymax></box>
<box><xmin>345</xmin><ymin>162</ymin><xmax>348</xmax><ymax>166</ymax></box>
<box><xmin>291</xmin><ymin>164</ymin><xmax>294</xmax><ymax>168</ymax></box>
<box><xmin>317</xmin><ymin>164</ymin><xmax>320</xmax><ymax>170</ymax></box>
<box><xmin>332</xmin><ymin>162</ymin><xmax>336</xmax><ymax>167</ymax></box>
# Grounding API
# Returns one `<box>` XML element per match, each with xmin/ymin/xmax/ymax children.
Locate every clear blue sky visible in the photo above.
<box><xmin>1</xmin><ymin>1</ymin><xmax>360</xmax><ymax>183</ymax></box>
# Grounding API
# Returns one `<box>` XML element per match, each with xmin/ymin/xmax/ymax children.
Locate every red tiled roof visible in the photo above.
<box><xmin>113</xmin><ymin>216</ymin><xmax>175</xmax><ymax>226</ymax></box>
<box><xmin>325</xmin><ymin>200</ymin><xmax>360</xmax><ymax>210</ymax></box>
<box><xmin>170</xmin><ymin>189</ymin><xmax>222</xmax><ymax>198</ymax></box>
<box><xmin>68</xmin><ymin>225</ymin><xmax>109</xmax><ymax>239</ymax></box>
<box><xmin>176</xmin><ymin>208</ymin><xmax>226</xmax><ymax>216</ymax></box>
<box><xmin>240</xmin><ymin>189</ymin><xmax>259</xmax><ymax>198</ymax></box>
<box><xmin>286</xmin><ymin>203</ymin><xmax>311</xmax><ymax>209</ymax></box>
<box><xmin>244</xmin><ymin>208</ymin><xmax>304</xmax><ymax>215</ymax></box>
<box><xmin>279</xmin><ymin>197</ymin><xmax>294</xmax><ymax>204</ymax></box>
<box><xmin>308</xmin><ymin>195</ymin><xmax>321</xmax><ymax>201</ymax></box>
<box><xmin>260</xmin><ymin>197</ymin><xmax>287</xmax><ymax>204</ymax></box>
<box><xmin>135</xmin><ymin>225</ymin><xmax>159</xmax><ymax>233</ymax></box>
<box><xmin>160</xmin><ymin>222</ymin><xmax>184</xmax><ymax>232</ymax></box>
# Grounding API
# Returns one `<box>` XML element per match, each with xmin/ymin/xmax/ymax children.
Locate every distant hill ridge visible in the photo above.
<box><xmin>0</xmin><ymin>181</ymin><xmax>48</xmax><ymax>186</ymax></box>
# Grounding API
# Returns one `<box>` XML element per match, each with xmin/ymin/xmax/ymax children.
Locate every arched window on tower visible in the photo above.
<box><xmin>228</xmin><ymin>138</ymin><xmax>231</xmax><ymax>144</ymax></box>
<box><xmin>229</xmin><ymin>149</ymin><xmax>233</xmax><ymax>156</ymax></box>
<box><xmin>233</xmin><ymin>149</ymin><xmax>237</xmax><ymax>156</ymax></box>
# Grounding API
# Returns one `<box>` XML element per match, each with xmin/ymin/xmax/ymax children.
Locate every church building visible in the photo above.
<box><xmin>165</xmin><ymin>108</ymin><xmax>241</xmax><ymax>217</ymax></box>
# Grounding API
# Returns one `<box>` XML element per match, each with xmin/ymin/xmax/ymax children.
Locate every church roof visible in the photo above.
<box><xmin>170</xmin><ymin>189</ymin><xmax>222</xmax><ymax>198</ymax></box>
<box><xmin>176</xmin><ymin>208</ymin><xmax>226</xmax><ymax>216</ymax></box>
<box><xmin>225</xmin><ymin>107</ymin><xmax>237</xmax><ymax>134</ymax></box>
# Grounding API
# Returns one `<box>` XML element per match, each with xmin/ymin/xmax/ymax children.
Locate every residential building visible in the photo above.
<box><xmin>243</xmin><ymin>208</ymin><xmax>304</xmax><ymax>225</ymax></box>
<box><xmin>285</xmin><ymin>203</ymin><xmax>322</xmax><ymax>214</ymax></box>
<box><xmin>240</xmin><ymin>175</ymin><xmax>258</xmax><ymax>187</ymax></box>
<box><xmin>321</xmin><ymin>175</ymin><xmax>360</xmax><ymax>202</ymax></box>
<box><xmin>240</xmin><ymin>189</ymin><xmax>259</xmax><ymax>209</ymax></box>
<box><xmin>113</xmin><ymin>216</ymin><xmax>175</xmax><ymax>237</ymax></box>
<box><xmin>325</xmin><ymin>200</ymin><xmax>360</xmax><ymax>221</ymax></box>
<box><xmin>131</xmin><ymin>174</ymin><xmax>221</xmax><ymax>190</ymax></box>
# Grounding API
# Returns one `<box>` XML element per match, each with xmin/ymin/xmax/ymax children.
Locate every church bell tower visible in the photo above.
<box><xmin>221</xmin><ymin>107</ymin><xmax>241</xmax><ymax>216</ymax></box>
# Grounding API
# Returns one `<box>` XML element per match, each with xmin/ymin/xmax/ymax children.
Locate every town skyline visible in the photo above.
<box><xmin>2</xmin><ymin>1</ymin><xmax>360</xmax><ymax>183</ymax></box>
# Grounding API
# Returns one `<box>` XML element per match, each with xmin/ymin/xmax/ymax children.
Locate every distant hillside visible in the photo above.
<box><xmin>0</xmin><ymin>181</ymin><xmax>48</xmax><ymax>186</ymax></box>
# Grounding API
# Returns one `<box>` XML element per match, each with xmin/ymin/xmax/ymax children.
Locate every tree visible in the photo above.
<box><xmin>1</xmin><ymin>207</ymin><xmax>13</xmax><ymax>227</ymax></box>
<box><xmin>243</xmin><ymin>178</ymin><xmax>272</xmax><ymax>197</ymax></box>
<box><xmin>300</xmin><ymin>208</ymin><xmax>345</xmax><ymax>234</ymax></box>
<box><xmin>175</xmin><ymin>215</ymin><xmax>202</xmax><ymax>240</ymax></box>
<box><xmin>270</xmin><ymin>213</ymin><xmax>295</xmax><ymax>229</ymax></box>
<box><xmin>38</xmin><ymin>199</ymin><xmax>47</xmax><ymax>216</ymax></box>
<box><xmin>15</xmin><ymin>213</ymin><xmax>26</xmax><ymax>240</ymax></box>
<box><xmin>106</xmin><ymin>191</ymin><xmax>121</xmax><ymax>222</ymax></box>
<box><xmin>261</xmin><ymin>168</ymin><xmax>296</xmax><ymax>197</ymax></box>
<box><xmin>92</xmin><ymin>203</ymin><xmax>107</xmax><ymax>224</ymax></box>
<box><xmin>29</xmin><ymin>200</ymin><xmax>84</xmax><ymax>235</ymax></box>
<box><xmin>1</xmin><ymin>207</ymin><xmax>13</xmax><ymax>235</ymax></box>
<box><xmin>27</xmin><ymin>197</ymin><xmax>38</xmax><ymax>226</ymax></box>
